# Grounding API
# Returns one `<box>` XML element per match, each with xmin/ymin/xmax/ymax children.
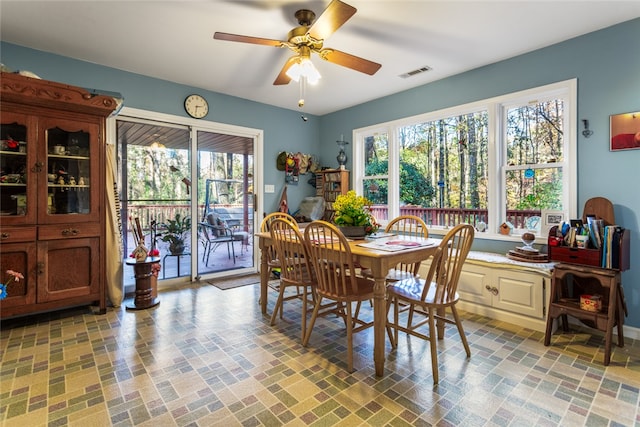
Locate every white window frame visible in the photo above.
<box><xmin>353</xmin><ymin>79</ymin><xmax>577</xmax><ymax>242</ymax></box>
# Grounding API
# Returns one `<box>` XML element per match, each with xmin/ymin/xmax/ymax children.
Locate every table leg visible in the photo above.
<box><xmin>373</xmin><ymin>276</ymin><xmax>386</xmax><ymax>377</ymax></box>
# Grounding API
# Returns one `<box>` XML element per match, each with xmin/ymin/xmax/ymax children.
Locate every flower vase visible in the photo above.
<box><xmin>338</xmin><ymin>225</ymin><xmax>368</xmax><ymax>239</ymax></box>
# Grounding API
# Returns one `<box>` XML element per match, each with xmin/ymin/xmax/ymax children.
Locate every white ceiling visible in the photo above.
<box><xmin>2</xmin><ymin>1</ymin><xmax>639</xmax><ymax>116</ymax></box>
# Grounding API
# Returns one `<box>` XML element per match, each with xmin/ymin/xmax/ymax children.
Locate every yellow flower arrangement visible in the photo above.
<box><xmin>333</xmin><ymin>190</ymin><xmax>379</xmax><ymax>234</ymax></box>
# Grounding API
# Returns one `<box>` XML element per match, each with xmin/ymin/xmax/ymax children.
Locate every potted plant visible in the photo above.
<box><xmin>333</xmin><ymin>190</ymin><xmax>379</xmax><ymax>238</ymax></box>
<box><xmin>158</xmin><ymin>213</ymin><xmax>191</xmax><ymax>255</ymax></box>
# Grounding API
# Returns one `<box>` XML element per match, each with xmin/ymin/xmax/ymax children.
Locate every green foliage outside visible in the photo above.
<box><xmin>126</xmin><ymin>145</ymin><xmax>251</xmax><ymax>209</ymax></box>
<box><xmin>365</xmin><ymin>159</ymin><xmax>435</xmax><ymax>207</ymax></box>
<box><xmin>363</xmin><ymin>99</ymin><xmax>564</xmax><ymax>218</ymax></box>
<box><xmin>158</xmin><ymin>213</ymin><xmax>191</xmax><ymax>246</ymax></box>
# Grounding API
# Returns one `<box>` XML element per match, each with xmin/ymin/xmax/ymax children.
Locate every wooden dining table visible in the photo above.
<box><xmin>256</xmin><ymin>230</ymin><xmax>440</xmax><ymax>377</ymax></box>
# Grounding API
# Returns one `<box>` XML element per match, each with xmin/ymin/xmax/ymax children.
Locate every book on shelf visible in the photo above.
<box><xmin>586</xmin><ymin>216</ymin><xmax>604</xmax><ymax>249</ymax></box>
<box><xmin>601</xmin><ymin>225</ymin><xmax>623</xmax><ymax>269</ymax></box>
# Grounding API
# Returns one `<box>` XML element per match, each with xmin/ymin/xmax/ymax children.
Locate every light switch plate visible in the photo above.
<box><xmin>265</xmin><ymin>184</ymin><xmax>275</xmax><ymax>193</ymax></box>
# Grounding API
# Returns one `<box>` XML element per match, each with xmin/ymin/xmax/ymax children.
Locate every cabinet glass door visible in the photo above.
<box><xmin>42</xmin><ymin>118</ymin><xmax>99</xmax><ymax>223</ymax></box>
<box><xmin>0</xmin><ymin>112</ymin><xmax>33</xmax><ymax>224</ymax></box>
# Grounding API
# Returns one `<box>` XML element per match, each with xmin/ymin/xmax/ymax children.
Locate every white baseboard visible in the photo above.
<box><xmin>457</xmin><ymin>300</ymin><xmax>550</xmax><ymax>333</ymax></box>
<box><xmin>458</xmin><ymin>299</ymin><xmax>640</xmax><ymax>341</ymax></box>
<box><xmin>565</xmin><ymin>316</ymin><xmax>640</xmax><ymax>341</ymax></box>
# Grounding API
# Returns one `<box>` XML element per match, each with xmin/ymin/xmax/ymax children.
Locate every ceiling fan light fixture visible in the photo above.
<box><xmin>286</xmin><ymin>56</ymin><xmax>321</xmax><ymax>85</ymax></box>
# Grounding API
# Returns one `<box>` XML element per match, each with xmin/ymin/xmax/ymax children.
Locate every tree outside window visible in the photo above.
<box><xmin>354</xmin><ymin>80</ymin><xmax>576</xmax><ymax>238</ymax></box>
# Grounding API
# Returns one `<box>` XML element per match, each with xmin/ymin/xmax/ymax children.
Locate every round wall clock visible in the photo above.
<box><xmin>184</xmin><ymin>94</ymin><xmax>209</xmax><ymax>119</ymax></box>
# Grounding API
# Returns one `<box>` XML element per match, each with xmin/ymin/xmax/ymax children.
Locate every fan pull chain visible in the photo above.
<box><xmin>298</xmin><ymin>76</ymin><xmax>306</xmax><ymax>108</ymax></box>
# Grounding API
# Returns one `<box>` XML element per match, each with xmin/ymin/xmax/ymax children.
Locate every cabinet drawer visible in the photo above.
<box><xmin>38</xmin><ymin>223</ymin><xmax>100</xmax><ymax>240</ymax></box>
<box><xmin>550</xmin><ymin>246</ymin><xmax>601</xmax><ymax>267</ymax></box>
<box><xmin>0</xmin><ymin>226</ymin><xmax>37</xmax><ymax>243</ymax></box>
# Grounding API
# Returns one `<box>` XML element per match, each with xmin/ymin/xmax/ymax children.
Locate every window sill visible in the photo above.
<box><xmin>426</xmin><ymin>227</ymin><xmax>547</xmax><ymax>245</ymax></box>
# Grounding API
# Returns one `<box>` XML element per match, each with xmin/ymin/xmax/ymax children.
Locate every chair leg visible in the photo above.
<box><xmin>393</xmin><ymin>297</ymin><xmax>400</xmax><ymax>347</ymax></box>
<box><xmin>301</xmin><ymin>286</ymin><xmax>308</xmax><ymax>342</ymax></box>
<box><xmin>205</xmin><ymin>243</ymin><xmax>212</xmax><ymax>266</ymax></box>
<box><xmin>270</xmin><ymin>282</ymin><xmax>286</xmax><ymax>326</ymax></box>
<box><xmin>407</xmin><ymin>305</ymin><xmax>416</xmax><ymax>331</ymax></box>
<box><xmin>346</xmin><ymin>301</ymin><xmax>354</xmax><ymax>373</ymax></box>
<box><xmin>385</xmin><ymin>296</ymin><xmax>395</xmax><ymax>347</ymax></box>
<box><xmin>353</xmin><ymin>301</ymin><xmax>363</xmax><ymax>327</ymax></box>
<box><xmin>230</xmin><ymin>241</ymin><xmax>236</xmax><ymax>264</ymax></box>
<box><xmin>428</xmin><ymin>307</ymin><xmax>439</xmax><ymax>384</ymax></box>
<box><xmin>302</xmin><ymin>296</ymin><xmax>323</xmax><ymax>346</ymax></box>
<box><xmin>451</xmin><ymin>305</ymin><xmax>471</xmax><ymax>357</ymax></box>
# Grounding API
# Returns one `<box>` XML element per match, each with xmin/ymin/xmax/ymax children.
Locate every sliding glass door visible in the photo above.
<box><xmin>116</xmin><ymin>115</ymin><xmax>257</xmax><ymax>289</ymax></box>
<box><xmin>196</xmin><ymin>130</ymin><xmax>254</xmax><ymax>278</ymax></box>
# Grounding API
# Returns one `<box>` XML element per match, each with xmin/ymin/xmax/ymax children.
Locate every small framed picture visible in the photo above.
<box><xmin>541</xmin><ymin>210</ymin><xmax>565</xmax><ymax>236</ymax></box>
<box><xmin>610</xmin><ymin>111</ymin><xmax>640</xmax><ymax>151</ymax></box>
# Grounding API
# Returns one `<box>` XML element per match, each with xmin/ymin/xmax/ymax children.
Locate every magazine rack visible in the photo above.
<box><xmin>547</xmin><ymin>196</ymin><xmax>629</xmax><ymax>271</ymax></box>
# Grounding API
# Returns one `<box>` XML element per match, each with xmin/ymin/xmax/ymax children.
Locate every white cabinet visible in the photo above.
<box><xmin>458</xmin><ymin>264</ymin><xmax>545</xmax><ymax>317</ymax></box>
<box><xmin>419</xmin><ymin>252</ymin><xmax>553</xmax><ymax>332</ymax></box>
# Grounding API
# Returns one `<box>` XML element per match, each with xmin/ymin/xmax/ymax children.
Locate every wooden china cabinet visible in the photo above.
<box><xmin>0</xmin><ymin>72</ymin><xmax>117</xmax><ymax>319</ymax></box>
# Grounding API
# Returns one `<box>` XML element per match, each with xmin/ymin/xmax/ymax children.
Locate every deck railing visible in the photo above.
<box><xmin>369</xmin><ymin>205</ymin><xmax>541</xmax><ymax>230</ymax></box>
<box><xmin>126</xmin><ymin>203</ymin><xmax>252</xmax><ymax>230</ymax></box>
<box><xmin>126</xmin><ymin>202</ymin><xmax>538</xmax><ymax>233</ymax></box>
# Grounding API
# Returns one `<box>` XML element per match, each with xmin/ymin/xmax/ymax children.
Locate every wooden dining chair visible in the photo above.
<box><xmin>359</xmin><ymin>214</ymin><xmax>429</xmax><ymax>282</ymax></box>
<box><xmin>269</xmin><ymin>217</ymin><xmax>315</xmax><ymax>341</ymax></box>
<box><xmin>260</xmin><ymin>212</ymin><xmax>297</xmax><ymax>278</ymax></box>
<box><xmin>259</xmin><ymin>212</ymin><xmax>305</xmax><ymax>315</ymax></box>
<box><xmin>386</xmin><ymin>223</ymin><xmax>474</xmax><ymax>384</ymax></box>
<box><xmin>303</xmin><ymin>220</ymin><xmax>375</xmax><ymax>372</ymax></box>
<box><xmin>384</xmin><ymin>215</ymin><xmax>429</xmax><ymax>281</ymax></box>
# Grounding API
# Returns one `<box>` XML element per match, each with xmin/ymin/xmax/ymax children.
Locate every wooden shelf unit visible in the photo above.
<box><xmin>543</xmin><ymin>197</ymin><xmax>630</xmax><ymax>365</ymax></box>
<box><xmin>544</xmin><ymin>264</ymin><xmax>625</xmax><ymax>365</ymax></box>
<box><xmin>316</xmin><ymin>169</ymin><xmax>349</xmax><ymax>222</ymax></box>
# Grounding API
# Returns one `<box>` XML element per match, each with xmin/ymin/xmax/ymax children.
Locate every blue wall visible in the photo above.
<box><xmin>0</xmin><ymin>43</ymin><xmax>321</xmax><ymax>213</ymax></box>
<box><xmin>2</xmin><ymin>18</ymin><xmax>639</xmax><ymax>328</ymax></box>
<box><xmin>319</xmin><ymin>18</ymin><xmax>640</xmax><ymax>328</ymax></box>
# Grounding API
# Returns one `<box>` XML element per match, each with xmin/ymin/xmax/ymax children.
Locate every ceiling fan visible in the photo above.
<box><xmin>213</xmin><ymin>0</ymin><xmax>382</xmax><ymax>86</ymax></box>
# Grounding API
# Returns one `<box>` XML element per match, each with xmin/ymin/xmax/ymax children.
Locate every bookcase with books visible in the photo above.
<box><xmin>315</xmin><ymin>169</ymin><xmax>349</xmax><ymax>222</ymax></box>
<box><xmin>544</xmin><ymin>197</ymin><xmax>630</xmax><ymax>365</ymax></box>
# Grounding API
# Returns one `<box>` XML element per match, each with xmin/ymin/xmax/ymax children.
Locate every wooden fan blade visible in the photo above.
<box><xmin>307</xmin><ymin>0</ymin><xmax>356</xmax><ymax>41</ymax></box>
<box><xmin>320</xmin><ymin>49</ymin><xmax>381</xmax><ymax>75</ymax></box>
<box><xmin>214</xmin><ymin>32</ymin><xmax>285</xmax><ymax>47</ymax></box>
<box><xmin>273</xmin><ymin>56</ymin><xmax>298</xmax><ymax>85</ymax></box>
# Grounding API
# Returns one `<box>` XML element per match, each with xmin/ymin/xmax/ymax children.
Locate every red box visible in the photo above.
<box><xmin>549</xmin><ymin>245</ymin><xmax>601</xmax><ymax>267</ymax></box>
<box><xmin>547</xmin><ymin>226</ymin><xmax>630</xmax><ymax>271</ymax></box>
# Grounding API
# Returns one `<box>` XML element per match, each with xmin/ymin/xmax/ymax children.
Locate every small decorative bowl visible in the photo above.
<box><xmin>521</xmin><ymin>232</ymin><xmax>536</xmax><ymax>249</ymax></box>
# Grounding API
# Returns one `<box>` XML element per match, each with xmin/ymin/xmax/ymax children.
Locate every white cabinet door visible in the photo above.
<box><xmin>492</xmin><ymin>270</ymin><xmax>544</xmax><ymax>318</ymax></box>
<box><xmin>458</xmin><ymin>264</ymin><xmax>492</xmax><ymax>306</ymax></box>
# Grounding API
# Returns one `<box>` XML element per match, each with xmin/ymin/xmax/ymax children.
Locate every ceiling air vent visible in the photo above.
<box><xmin>399</xmin><ymin>66</ymin><xmax>432</xmax><ymax>79</ymax></box>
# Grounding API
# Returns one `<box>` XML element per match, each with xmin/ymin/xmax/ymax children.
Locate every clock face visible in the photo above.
<box><xmin>184</xmin><ymin>94</ymin><xmax>208</xmax><ymax>119</ymax></box>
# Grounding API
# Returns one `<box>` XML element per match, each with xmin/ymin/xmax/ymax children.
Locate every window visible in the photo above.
<box><xmin>353</xmin><ymin>79</ymin><xmax>577</xmax><ymax>239</ymax></box>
